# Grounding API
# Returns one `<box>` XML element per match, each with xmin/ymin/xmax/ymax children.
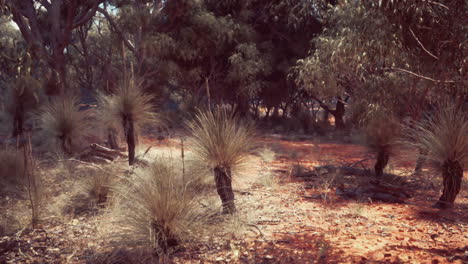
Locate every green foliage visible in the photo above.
<box><xmin>186</xmin><ymin>106</ymin><xmax>255</xmax><ymax>169</ymax></box>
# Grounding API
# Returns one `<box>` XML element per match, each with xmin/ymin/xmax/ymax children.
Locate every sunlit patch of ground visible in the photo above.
<box><xmin>1</xmin><ymin>134</ymin><xmax>467</xmax><ymax>263</ymax></box>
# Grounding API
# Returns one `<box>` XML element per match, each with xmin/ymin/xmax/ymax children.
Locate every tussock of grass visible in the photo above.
<box><xmin>111</xmin><ymin>158</ymin><xmax>210</xmax><ymax>255</ymax></box>
<box><xmin>97</xmin><ymin>78</ymin><xmax>159</xmax><ymax>141</ymax></box>
<box><xmin>363</xmin><ymin>114</ymin><xmax>401</xmax><ymax>156</ymax></box>
<box><xmin>36</xmin><ymin>96</ymin><xmax>89</xmax><ymax>154</ymax></box>
<box><xmin>186</xmin><ymin>106</ymin><xmax>255</xmax><ymax>170</ymax></box>
<box><xmin>406</xmin><ymin>104</ymin><xmax>468</xmax><ymax>169</ymax></box>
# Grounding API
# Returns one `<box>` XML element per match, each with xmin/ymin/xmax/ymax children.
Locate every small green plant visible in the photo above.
<box><xmin>186</xmin><ymin>106</ymin><xmax>255</xmax><ymax>214</ymax></box>
<box><xmin>36</xmin><ymin>96</ymin><xmax>88</xmax><ymax>154</ymax></box>
<box><xmin>97</xmin><ymin>78</ymin><xmax>158</xmax><ymax>165</ymax></box>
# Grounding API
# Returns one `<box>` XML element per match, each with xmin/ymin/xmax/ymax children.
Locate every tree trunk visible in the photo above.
<box><xmin>12</xmin><ymin>103</ymin><xmax>24</xmax><ymax>138</ymax></box>
<box><xmin>125</xmin><ymin>118</ymin><xmax>136</xmax><ymax>165</ymax></box>
<box><xmin>374</xmin><ymin>150</ymin><xmax>390</xmax><ymax>181</ymax></box>
<box><xmin>333</xmin><ymin>99</ymin><xmax>345</xmax><ymax>129</ymax></box>
<box><xmin>214</xmin><ymin>166</ymin><xmax>236</xmax><ymax>214</ymax></box>
<box><xmin>107</xmin><ymin>128</ymin><xmax>119</xmax><ymax>150</ymax></box>
<box><xmin>433</xmin><ymin>160</ymin><xmax>463</xmax><ymax>209</ymax></box>
<box><xmin>414</xmin><ymin>149</ymin><xmax>427</xmax><ymax>174</ymax></box>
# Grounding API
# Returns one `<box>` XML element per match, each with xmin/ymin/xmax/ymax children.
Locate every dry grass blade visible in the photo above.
<box><xmin>112</xmin><ymin>158</ymin><xmax>209</xmax><ymax>255</ymax></box>
<box><xmin>36</xmin><ymin>96</ymin><xmax>88</xmax><ymax>154</ymax></box>
<box><xmin>186</xmin><ymin>107</ymin><xmax>255</xmax><ymax>169</ymax></box>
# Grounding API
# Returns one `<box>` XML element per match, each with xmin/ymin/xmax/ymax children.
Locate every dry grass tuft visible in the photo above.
<box><xmin>97</xmin><ymin>78</ymin><xmax>158</xmax><ymax>138</ymax></box>
<box><xmin>36</xmin><ymin>96</ymin><xmax>88</xmax><ymax>154</ymax></box>
<box><xmin>186</xmin><ymin>106</ymin><xmax>255</xmax><ymax>170</ymax></box>
<box><xmin>406</xmin><ymin>103</ymin><xmax>468</xmax><ymax>169</ymax></box>
<box><xmin>363</xmin><ymin>113</ymin><xmax>401</xmax><ymax>156</ymax></box>
<box><xmin>112</xmin><ymin>158</ymin><xmax>210</xmax><ymax>255</ymax></box>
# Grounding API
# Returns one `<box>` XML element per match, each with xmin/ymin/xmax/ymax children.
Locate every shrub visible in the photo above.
<box><xmin>186</xmin><ymin>106</ymin><xmax>255</xmax><ymax>213</ymax></box>
<box><xmin>112</xmin><ymin>158</ymin><xmax>208</xmax><ymax>255</ymax></box>
<box><xmin>405</xmin><ymin>102</ymin><xmax>468</xmax><ymax>208</ymax></box>
<box><xmin>36</xmin><ymin>96</ymin><xmax>88</xmax><ymax>154</ymax></box>
<box><xmin>97</xmin><ymin>78</ymin><xmax>158</xmax><ymax>165</ymax></box>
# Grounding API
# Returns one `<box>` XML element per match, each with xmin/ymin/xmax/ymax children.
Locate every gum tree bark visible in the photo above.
<box><xmin>214</xmin><ymin>166</ymin><xmax>236</xmax><ymax>214</ymax></box>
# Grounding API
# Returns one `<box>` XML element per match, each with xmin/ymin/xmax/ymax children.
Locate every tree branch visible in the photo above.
<box><xmin>409</xmin><ymin>28</ymin><xmax>439</xmax><ymax>60</ymax></box>
<box><xmin>97</xmin><ymin>7</ymin><xmax>136</xmax><ymax>55</ymax></box>
<box><xmin>73</xmin><ymin>0</ymin><xmax>104</xmax><ymax>28</ymax></box>
<box><xmin>382</xmin><ymin>67</ymin><xmax>455</xmax><ymax>83</ymax></box>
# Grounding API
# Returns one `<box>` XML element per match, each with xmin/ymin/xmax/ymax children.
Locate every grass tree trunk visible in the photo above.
<box><xmin>214</xmin><ymin>166</ymin><xmax>236</xmax><ymax>214</ymax></box>
<box><xmin>124</xmin><ymin>117</ymin><xmax>136</xmax><ymax>165</ymax></box>
<box><xmin>433</xmin><ymin>160</ymin><xmax>463</xmax><ymax>209</ymax></box>
<box><xmin>12</xmin><ymin>103</ymin><xmax>24</xmax><ymax>138</ymax></box>
<box><xmin>414</xmin><ymin>149</ymin><xmax>427</xmax><ymax>174</ymax></box>
<box><xmin>374</xmin><ymin>150</ymin><xmax>390</xmax><ymax>181</ymax></box>
<box><xmin>107</xmin><ymin>128</ymin><xmax>119</xmax><ymax>150</ymax></box>
<box><xmin>333</xmin><ymin>99</ymin><xmax>345</xmax><ymax>130</ymax></box>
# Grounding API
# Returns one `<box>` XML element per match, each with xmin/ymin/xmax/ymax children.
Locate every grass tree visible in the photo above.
<box><xmin>186</xmin><ymin>107</ymin><xmax>255</xmax><ymax>214</ymax></box>
<box><xmin>406</xmin><ymin>103</ymin><xmax>468</xmax><ymax>209</ymax></box>
<box><xmin>363</xmin><ymin>110</ymin><xmax>401</xmax><ymax>182</ymax></box>
<box><xmin>37</xmin><ymin>96</ymin><xmax>88</xmax><ymax>155</ymax></box>
<box><xmin>7</xmin><ymin>73</ymin><xmax>41</xmax><ymax>138</ymax></box>
<box><xmin>97</xmin><ymin>78</ymin><xmax>157</xmax><ymax>165</ymax></box>
<box><xmin>113</xmin><ymin>159</ymin><xmax>207</xmax><ymax>255</ymax></box>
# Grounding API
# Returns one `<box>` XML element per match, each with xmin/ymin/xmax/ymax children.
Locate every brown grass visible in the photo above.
<box><xmin>111</xmin><ymin>158</ymin><xmax>210</xmax><ymax>255</ymax></box>
<box><xmin>405</xmin><ymin>102</ymin><xmax>468</xmax><ymax>170</ymax></box>
<box><xmin>36</xmin><ymin>96</ymin><xmax>89</xmax><ymax>154</ymax></box>
<box><xmin>186</xmin><ymin>106</ymin><xmax>256</xmax><ymax>170</ymax></box>
<box><xmin>97</xmin><ymin>78</ymin><xmax>159</xmax><ymax>140</ymax></box>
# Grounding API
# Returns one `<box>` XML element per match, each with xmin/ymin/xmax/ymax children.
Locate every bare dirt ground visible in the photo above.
<box><xmin>1</xmin><ymin>134</ymin><xmax>467</xmax><ymax>263</ymax></box>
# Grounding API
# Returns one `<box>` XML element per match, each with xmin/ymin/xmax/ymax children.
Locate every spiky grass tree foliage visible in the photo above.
<box><xmin>97</xmin><ymin>79</ymin><xmax>156</xmax><ymax>165</ymax></box>
<box><xmin>364</xmin><ymin>112</ymin><xmax>401</xmax><ymax>182</ymax></box>
<box><xmin>113</xmin><ymin>159</ymin><xmax>207</xmax><ymax>255</ymax></box>
<box><xmin>186</xmin><ymin>107</ymin><xmax>255</xmax><ymax>214</ymax></box>
<box><xmin>37</xmin><ymin>97</ymin><xmax>88</xmax><ymax>155</ymax></box>
<box><xmin>406</xmin><ymin>103</ymin><xmax>468</xmax><ymax>209</ymax></box>
<box><xmin>7</xmin><ymin>74</ymin><xmax>41</xmax><ymax>137</ymax></box>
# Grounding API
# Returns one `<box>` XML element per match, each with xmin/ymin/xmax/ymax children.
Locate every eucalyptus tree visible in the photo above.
<box><xmin>1</xmin><ymin>0</ymin><xmax>107</xmax><ymax>95</ymax></box>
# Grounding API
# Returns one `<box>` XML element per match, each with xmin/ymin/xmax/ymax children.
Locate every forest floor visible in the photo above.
<box><xmin>1</xmin><ymin>133</ymin><xmax>467</xmax><ymax>264</ymax></box>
